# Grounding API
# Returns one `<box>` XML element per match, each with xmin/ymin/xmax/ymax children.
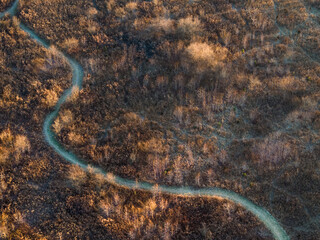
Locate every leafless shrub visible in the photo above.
<box><xmin>161</xmin><ymin>220</ymin><xmax>178</xmax><ymax>240</ymax></box>
<box><xmin>0</xmin><ymin>128</ymin><xmax>13</xmax><ymax>147</ymax></box>
<box><xmin>159</xmin><ymin>197</ymin><xmax>168</xmax><ymax>211</ymax></box>
<box><xmin>186</xmin><ymin>42</ymin><xmax>228</xmax><ymax>69</ymax></box>
<box><xmin>242</xmin><ymin>33</ymin><xmax>251</xmax><ymax>49</ymax></box>
<box><xmin>252</xmin><ymin>133</ymin><xmax>292</xmax><ymax>168</ymax></box>
<box><xmin>226</xmin><ymin>88</ymin><xmax>246</xmax><ymax>106</ymax></box>
<box><xmin>156</xmin><ymin>75</ymin><xmax>168</xmax><ymax>89</ymax></box>
<box><xmin>207</xmin><ymin>168</ymin><xmax>216</xmax><ymax>185</ymax></box>
<box><xmin>106</xmin><ymin>0</ymin><xmax>116</xmax><ymax>11</ymax></box>
<box><xmin>0</xmin><ymin>173</ymin><xmax>7</xmax><ymax>195</ymax></box>
<box><xmin>144</xmin><ymin>198</ymin><xmax>157</xmax><ymax>217</ymax></box>
<box><xmin>60</xmin><ymin>109</ymin><xmax>73</xmax><ymax>124</ymax></box>
<box><xmin>123</xmin><ymin>112</ymin><xmax>143</xmax><ymax>124</ymax></box>
<box><xmin>100</xmin><ymin>199</ymin><xmax>112</xmax><ymax>217</ymax></box>
<box><xmin>84</xmin><ymin>57</ymin><xmax>95</xmax><ymax>74</ymax></box>
<box><xmin>0</xmin><ymin>147</ymin><xmax>10</xmax><ymax>165</ymax></box>
<box><xmin>185</xmin><ymin>147</ymin><xmax>194</xmax><ymax>167</ymax></box>
<box><xmin>47</xmin><ymin>45</ymin><xmax>64</xmax><ymax>61</ymax></box>
<box><xmin>200</xmin><ymin>222</ymin><xmax>213</xmax><ymax>239</ymax></box>
<box><xmin>0</xmin><ymin>0</ymin><xmax>13</xmax><ymax>11</ymax></box>
<box><xmin>150</xmin><ymin>17</ymin><xmax>174</xmax><ymax>34</ymax></box>
<box><xmin>249</xmin><ymin>9</ymin><xmax>272</xmax><ymax>30</ymax></box>
<box><xmin>68</xmin><ymin>165</ymin><xmax>87</xmax><ymax>189</ymax></box>
<box><xmin>125</xmin><ymin>2</ymin><xmax>137</xmax><ymax>11</ymax></box>
<box><xmin>128</xmin><ymin>230</ymin><xmax>136</xmax><ymax>239</ymax></box>
<box><xmin>62</xmin><ymin>38</ymin><xmax>79</xmax><ymax>50</ymax></box>
<box><xmin>12</xmin><ymin>16</ymin><xmax>20</xmax><ymax>28</ymax></box>
<box><xmin>14</xmin><ymin>135</ymin><xmax>30</xmax><ymax>155</ymax></box>
<box><xmin>285</xmin><ymin>95</ymin><xmax>318</xmax><ymax>126</ymax></box>
<box><xmin>177</xmin><ymin>16</ymin><xmax>202</xmax><ymax>37</ymax></box>
<box><xmin>68</xmin><ymin>132</ymin><xmax>83</xmax><ymax>145</ymax></box>
<box><xmin>173</xmin><ymin>74</ymin><xmax>184</xmax><ymax>90</ymax></box>
<box><xmin>138</xmin><ymin>138</ymin><xmax>168</xmax><ymax>154</ymax></box>
<box><xmin>222</xmin><ymin>203</ymin><xmax>234</xmax><ymax>220</ymax></box>
<box><xmin>13</xmin><ymin>211</ymin><xmax>25</xmax><ymax>224</ymax></box>
<box><xmin>173</xmin><ymin>155</ymin><xmax>183</xmax><ymax>185</ymax></box>
<box><xmin>210</xmin><ymin>94</ymin><xmax>224</xmax><ymax>112</ymax></box>
<box><xmin>153</xmin><ymin>0</ymin><xmax>161</xmax><ymax>6</ymax></box>
<box><xmin>0</xmin><ymin>225</ymin><xmax>8</xmax><ymax>239</ymax></box>
<box><xmin>195</xmin><ymin>172</ymin><xmax>201</xmax><ymax>186</ymax></box>
<box><xmin>52</xmin><ymin>118</ymin><xmax>62</xmax><ymax>134</ymax></box>
<box><xmin>197</xmin><ymin>88</ymin><xmax>206</xmax><ymax>107</ymax></box>
<box><xmin>186</xmin><ymin>42</ymin><xmax>214</xmax><ymax>62</ymax></box>
<box><xmin>219</xmin><ymin>28</ymin><xmax>231</xmax><ymax>46</ymax></box>
<box><xmin>68</xmin><ymin>86</ymin><xmax>80</xmax><ymax>103</ymax></box>
<box><xmin>106</xmin><ymin>172</ymin><xmax>115</xmax><ymax>183</ymax></box>
<box><xmin>41</xmin><ymin>47</ymin><xmax>68</xmax><ymax>72</ymax></box>
<box><xmin>150</xmin><ymin>154</ymin><xmax>169</xmax><ymax>180</ymax></box>
<box><xmin>274</xmin><ymin>76</ymin><xmax>305</xmax><ymax>92</ymax></box>
<box><xmin>87</xmin><ymin>20</ymin><xmax>100</xmax><ymax>34</ymax></box>
<box><xmin>248</xmin><ymin>75</ymin><xmax>262</xmax><ymax>91</ymax></box>
<box><xmin>114</xmin><ymin>7</ymin><xmax>127</xmax><ymax>18</ymax></box>
<box><xmin>173</xmin><ymin>106</ymin><xmax>184</xmax><ymax>124</ymax></box>
<box><xmin>53</xmin><ymin>109</ymin><xmax>74</xmax><ymax>134</ymax></box>
<box><xmin>41</xmin><ymin>88</ymin><xmax>59</xmax><ymax>108</ymax></box>
<box><xmin>217</xmin><ymin>149</ymin><xmax>228</xmax><ymax>164</ymax></box>
<box><xmin>87</xmin><ymin>7</ymin><xmax>98</xmax><ymax>17</ymax></box>
<box><xmin>0</xmin><ymin>130</ymin><xmax>30</xmax><ymax>164</ymax></box>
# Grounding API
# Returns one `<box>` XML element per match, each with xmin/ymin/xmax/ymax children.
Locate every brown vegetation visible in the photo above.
<box><xmin>1</xmin><ymin>0</ymin><xmax>319</xmax><ymax>239</ymax></box>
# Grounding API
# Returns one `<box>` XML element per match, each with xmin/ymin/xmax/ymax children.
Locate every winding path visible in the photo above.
<box><xmin>1</xmin><ymin>1</ymin><xmax>289</xmax><ymax>239</ymax></box>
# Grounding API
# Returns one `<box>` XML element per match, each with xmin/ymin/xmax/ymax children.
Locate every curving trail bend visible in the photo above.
<box><xmin>1</xmin><ymin>1</ymin><xmax>289</xmax><ymax>239</ymax></box>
